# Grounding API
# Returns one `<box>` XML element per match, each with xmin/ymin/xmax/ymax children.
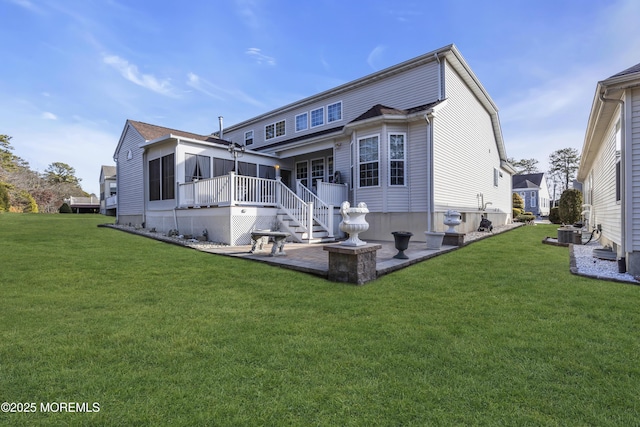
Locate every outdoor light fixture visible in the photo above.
<box><xmin>228</xmin><ymin>141</ymin><xmax>246</xmax><ymax>172</ymax></box>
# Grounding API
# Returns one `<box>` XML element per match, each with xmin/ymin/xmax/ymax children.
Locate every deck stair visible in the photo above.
<box><xmin>277</xmin><ymin>210</ymin><xmax>335</xmax><ymax>243</ymax></box>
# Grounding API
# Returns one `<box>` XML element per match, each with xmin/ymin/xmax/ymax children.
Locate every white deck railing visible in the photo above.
<box><xmin>297</xmin><ymin>181</ymin><xmax>334</xmax><ymax>237</ymax></box>
<box><xmin>177</xmin><ymin>172</ymin><xmax>337</xmax><ymax>239</ymax></box>
<box><xmin>316</xmin><ymin>180</ymin><xmax>348</xmax><ymax>207</ymax></box>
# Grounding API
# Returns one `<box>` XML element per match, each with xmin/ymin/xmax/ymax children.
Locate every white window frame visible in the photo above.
<box><xmin>265</xmin><ymin>120</ymin><xmax>286</xmax><ymax>140</ymax></box>
<box><xmin>388</xmin><ymin>133</ymin><xmax>406</xmax><ymax>186</ymax></box>
<box><xmin>265</xmin><ymin>123</ymin><xmax>275</xmax><ymax>140</ymax></box>
<box><xmin>358</xmin><ymin>134</ymin><xmax>380</xmax><ymax>188</ymax></box>
<box><xmin>244</xmin><ymin>130</ymin><xmax>254</xmax><ymax>146</ymax></box>
<box><xmin>311</xmin><ymin>158</ymin><xmax>325</xmax><ymax>186</ymax></box>
<box><xmin>327</xmin><ymin>101</ymin><xmax>342</xmax><ymax>123</ymax></box>
<box><xmin>295</xmin><ymin>112</ymin><xmax>308</xmax><ymax>132</ymax></box>
<box><xmin>296</xmin><ymin>160</ymin><xmax>309</xmax><ymax>188</ymax></box>
<box><xmin>311</xmin><ymin>107</ymin><xmax>324</xmax><ymax>128</ymax></box>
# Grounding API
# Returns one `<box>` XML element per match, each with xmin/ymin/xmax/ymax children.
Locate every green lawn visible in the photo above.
<box><xmin>1</xmin><ymin>213</ymin><xmax>639</xmax><ymax>426</ymax></box>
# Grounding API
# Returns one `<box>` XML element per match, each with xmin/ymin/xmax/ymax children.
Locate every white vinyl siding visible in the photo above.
<box><xmin>589</xmin><ymin>114</ymin><xmax>622</xmax><ymax>245</ymax></box>
<box><xmin>221</xmin><ymin>61</ymin><xmax>440</xmax><ymax>149</ymax></box>
<box><xmin>629</xmin><ymin>88</ymin><xmax>640</xmax><ymax>250</ymax></box>
<box><xmin>115</xmin><ymin>124</ymin><xmax>145</xmax><ymax>216</ymax></box>
<box><xmin>433</xmin><ymin>60</ymin><xmax>510</xmax><ymax>214</ymax></box>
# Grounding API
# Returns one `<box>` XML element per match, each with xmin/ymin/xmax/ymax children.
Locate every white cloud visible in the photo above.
<box><xmin>245</xmin><ymin>48</ymin><xmax>276</xmax><ymax>66</ymax></box>
<box><xmin>103</xmin><ymin>54</ymin><xmax>177</xmax><ymax>97</ymax></box>
<box><xmin>186</xmin><ymin>72</ymin><xmax>265</xmax><ymax>109</ymax></box>
<box><xmin>42</xmin><ymin>112</ymin><xmax>57</xmax><ymax>120</ymax></box>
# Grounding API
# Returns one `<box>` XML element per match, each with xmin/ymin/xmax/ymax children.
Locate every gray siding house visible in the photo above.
<box><xmin>578</xmin><ymin>61</ymin><xmax>640</xmax><ymax>275</ymax></box>
<box><xmin>512</xmin><ymin>173</ymin><xmax>551</xmax><ymax>217</ymax></box>
<box><xmin>113</xmin><ymin>44</ymin><xmax>514</xmax><ymax>245</ymax></box>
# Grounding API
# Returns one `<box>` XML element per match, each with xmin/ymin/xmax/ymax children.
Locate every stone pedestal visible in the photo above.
<box><xmin>323</xmin><ymin>243</ymin><xmax>382</xmax><ymax>285</ymax></box>
<box><xmin>443</xmin><ymin>232</ymin><xmax>465</xmax><ymax>247</ymax></box>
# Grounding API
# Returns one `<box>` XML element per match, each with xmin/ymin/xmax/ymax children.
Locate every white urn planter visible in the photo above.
<box><xmin>443</xmin><ymin>210</ymin><xmax>462</xmax><ymax>233</ymax></box>
<box><xmin>339</xmin><ymin>201</ymin><xmax>369</xmax><ymax>246</ymax></box>
<box><xmin>425</xmin><ymin>231</ymin><xmax>445</xmax><ymax>250</ymax></box>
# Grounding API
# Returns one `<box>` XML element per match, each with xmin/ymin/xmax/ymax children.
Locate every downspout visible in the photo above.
<box><xmin>598</xmin><ymin>89</ymin><xmax>626</xmax><ymax>261</ymax></box>
<box><xmin>425</xmin><ymin>113</ymin><xmax>435</xmax><ymax>232</ymax></box>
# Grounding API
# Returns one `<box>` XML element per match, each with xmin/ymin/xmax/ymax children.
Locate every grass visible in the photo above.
<box><xmin>1</xmin><ymin>213</ymin><xmax>640</xmax><ymax>426</ymax></box>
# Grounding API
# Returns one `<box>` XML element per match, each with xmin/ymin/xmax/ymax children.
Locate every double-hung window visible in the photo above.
<box><xmin>244</xmin><ymin>130</ymin><xmax>253</xmax><ymax>146</ymax></box>
<box><xmin>327</xmin><ymin>101</ymin><xmax>342</xmax><ymax>123</ymax></box>
<box><xmin>358</xmin><ymin>135</ymin><xmax>379</xmax><ymax>187</ymax></box>
<box><xmin>185</xmin><ymin>153</ymin><xmax>211</xmax><ymax>182</ymax></box>
<box><xmin>311</xmin><ymin>107</ymin><xmax>324</xmax><ymax>128</ymax></box>
<box><xmin>389</xmin><ymin>133</ymin><xmax>406</xmax><ymax>186</ymax></box>
<box><xmin>295</xmin><ymin>113</ymin><xmax>308</xmax><ymax>132</ymax></box>
<box><xmin>149</xmin><ymin>153</ymin><xmax>175</xmax><ymax>200</ymax></box>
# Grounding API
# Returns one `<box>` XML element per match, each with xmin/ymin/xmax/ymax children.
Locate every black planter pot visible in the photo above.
<box><xmin>392</xmin><ymin>231</ymin><xmax>413</xmax><ymax>259</ymax></box>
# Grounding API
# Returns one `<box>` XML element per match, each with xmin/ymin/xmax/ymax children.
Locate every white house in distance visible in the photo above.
<box><xmin>99</xmin><ymin>165</ymin><xmax>117</xmax><ymax>216</ymax></box>
<box><xmin>577</xmin><ymin>61</ymin><xmax>640</xmax><ymax>275</ymax></box>
<box><xmin>512</xmin><ymin>173</ymin><xmax>551</xmax><ymax>217</ymax></box>
<box><xmin>113</xmin><ymin>44</ymin><xmax>514</xmax><ymax>245</ymax></box>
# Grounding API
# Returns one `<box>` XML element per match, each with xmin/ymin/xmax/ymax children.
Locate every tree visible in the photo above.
<box><xmin>548</xmin><ymin>148</ymin><xmax>580</xmax><ymax>192</ymax></box>
<box><xmin>44</xmin><ymin>162</ymin><xmax>81</xmax><ymax>185</ymax></box>
<box><xmin>558</xmin><ymin>189</ymin><xmax>583</xmax><ymax>224</ymax></box>
<box><xmin>508</xmin><ymin>157</ymin><xmax>540</xmax><ymax>175</ymax></box>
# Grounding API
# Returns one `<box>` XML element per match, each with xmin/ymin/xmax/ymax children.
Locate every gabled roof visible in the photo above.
<box><xmin>114</xmin><ymin>119</ymin><xmax>229</xmax><ymax>160</ymax></box>
<box><xmin>579</xmin><ymin>61</ymin><xmax>640</xmax><ymax>181</ymax></box>
<box><xmin>512</xmin><ymin>173</ymin><xmax>544</xmax><ymax>189</ymax></box>
<box><xmin>100</xmin><ymin>165</ymin><xmax>116</xmax><ymax>179</ymax></box>
<box><xmin>607</xmin><ymin>62</ymin><xmax>640</xmax><ymax>79</ymax></box>
<box><xmin>128</xmin><ymin>120</ymin><xmax>220</xmax><ymax>143</ymax></box>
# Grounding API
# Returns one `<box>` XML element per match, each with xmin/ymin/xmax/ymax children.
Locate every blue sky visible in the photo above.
<box><xmin>2</xmin><ymin>0</ymin><xmax>639</xmax><ymax>196</ymax></box>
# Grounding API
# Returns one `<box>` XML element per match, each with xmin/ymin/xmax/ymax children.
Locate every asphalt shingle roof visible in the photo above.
<box><xmin>128</xmin><ymin>120</ymin><xmax>222</xmax><ymax>144</ymax></box>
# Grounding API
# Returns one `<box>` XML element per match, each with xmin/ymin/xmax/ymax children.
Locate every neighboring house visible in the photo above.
<box><xmin>113</xmin><ymin>44</ymin><xmax>514</xmax><ymax>245</ymax></box>
<box><xmin>99</xmin><ymin>165</ymin><xmax>117</xmax><ymax>216</ymax></box>
<box><xmin>577</xmin><ymin>61</ymin><xmax>640</xmax><ymax>275</ymax></box>
<box><xmin>512</xmin><ymin>173</ymin><xmax>551</xmax><ymax>217</ymax></box>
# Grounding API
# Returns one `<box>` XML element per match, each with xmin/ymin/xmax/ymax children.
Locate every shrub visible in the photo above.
<box><xmin>512</xmin><ymin>192</ymin><xmax>524</xmax><ymax>216</ymax></box>
<box><xmin>558</xmin><ymin>189</ymin><xmax>583</xmax><ymax>224</ymax></box>
<box><xmin>59</xmin><ymin>202</ymin><xmax>72</xmax><ymax>214</ymax></box>
<box><xmin>549</xmin><ymin>207</ymin><xmax>561</xmax><ymax>224</ymax></box>
<box><xmin>0</xmin><ymin>182</ymin><xmax>9</xmax><ymax>212</ymax></box>
<box><xmin>516</xmin><ymin>213</ymin><xmax>536</xmax><ymax>223</ymax></box>
<box><xmin>20</xmin><ymin>191</ymin><xmax>38</xmax><ymax>213</ymax></box>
